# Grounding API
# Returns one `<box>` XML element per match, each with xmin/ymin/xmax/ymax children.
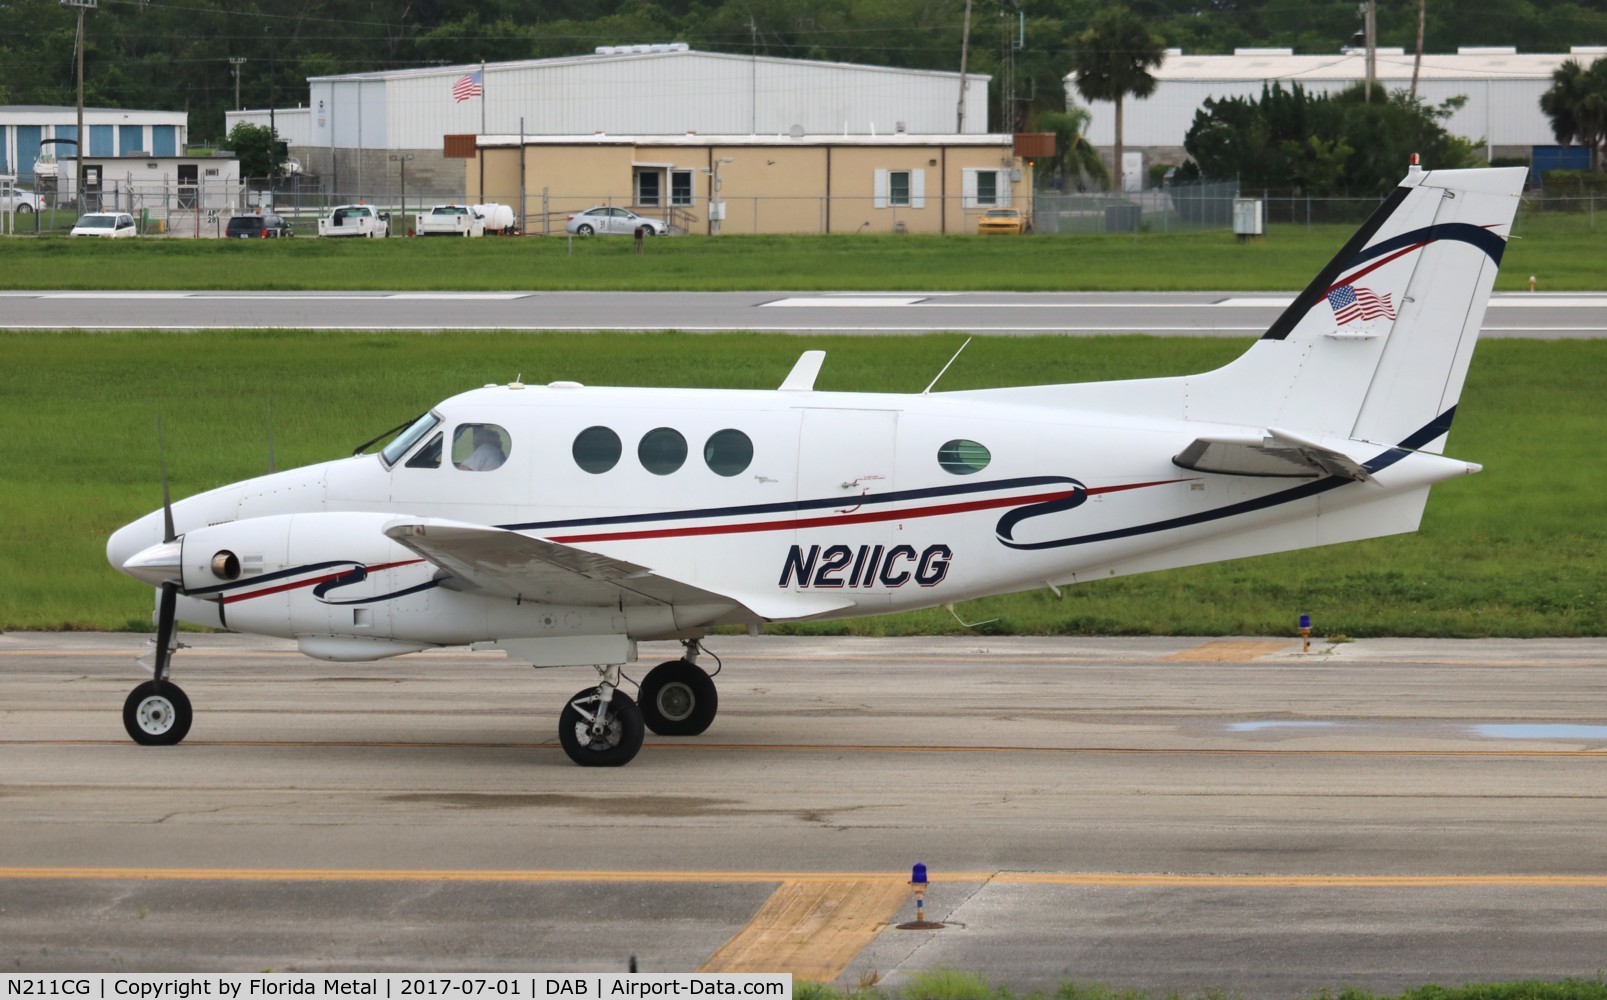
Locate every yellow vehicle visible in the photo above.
<box><xmin>976</xmin><ymin>207</ymin><xmax>1026</xmax><ymax>234</ymax></box>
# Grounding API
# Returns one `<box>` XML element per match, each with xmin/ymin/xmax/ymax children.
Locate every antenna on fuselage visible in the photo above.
<box><xmin>922</xmin><ymin>337</ymin><xmax>973</xmax><ymax>395</ymax></box>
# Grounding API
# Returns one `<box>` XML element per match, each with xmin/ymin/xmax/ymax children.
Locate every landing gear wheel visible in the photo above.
<box><xmin>123</xmin><ymin>680</ymin><xmax>192</xmax><ymax>746</ymax></box>
<box><xmin>558</xmin><ymin>687</ymin><xmax>643</xmax><ymax>766</ymax></box>
<box><xmin>639</xmin><ymin>660</ymin><xmax>718</xmax><ymax>736</ymax></box>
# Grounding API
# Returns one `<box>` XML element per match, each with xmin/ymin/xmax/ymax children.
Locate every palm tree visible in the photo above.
<box><xmin>1540</xmin><ymin>57</ymin><xmax>1607</xmax><ymax>172</ymax></box>
<box><xmin>1070</xmin><ymin>8</ymin><xmax>1166</xmax><ymax>193</ymax></box>
<box><xmin>1037</xmin><ymin>106</ymin><xmax>1110</xmax><ymax>191</ymax></box>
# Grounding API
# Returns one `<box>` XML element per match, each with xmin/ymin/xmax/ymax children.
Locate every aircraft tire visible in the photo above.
<box><xmin>638</xmin><ymin>660</ymin><xmax>717</xmax><ymax>737</ymax></box>
<box><xmin>558</xmin><ymin>688</ymin><xmax>643</xmax><ymax>766</ymax></box>
<box><xmin>123</xmin><ymin>680</ymin><xmax>193</xmax><ymax>746</ymax></box>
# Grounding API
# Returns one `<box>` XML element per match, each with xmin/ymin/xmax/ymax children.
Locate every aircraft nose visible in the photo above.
<box><xmin>106</xmin><ymin>513</ymin><xmax>165</xmax><ymax>580</ymax></box>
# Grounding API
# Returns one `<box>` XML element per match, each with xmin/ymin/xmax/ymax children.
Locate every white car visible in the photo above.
<box><xmin>1</xmin><ymin>187</ymin><xmax>43</xmax><ymax>214</ymax></box>
<box><xmin>70</xmin><ymin>212</ymin><xmax>138</xmax><ymax>238</ymax></box>
<box><xmin>564</xmin><ymin>206</ymin><xmax>670</xmax><ymax>236</ymax></box>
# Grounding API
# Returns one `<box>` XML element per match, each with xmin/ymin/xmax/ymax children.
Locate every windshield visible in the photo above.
<box><xmin>77</xmin><ymin>215</ymin><xmax>117</xmax><ymax>228</ymax></box>
<box><xmin>435</xmin><ymin>206</ymin><xmax>468</xmax><ymax>215</ymax></box>
<box><xmin>379</xmin><ymin>412</ymin><xmax>441</xmax><ymax>466</ymax></box>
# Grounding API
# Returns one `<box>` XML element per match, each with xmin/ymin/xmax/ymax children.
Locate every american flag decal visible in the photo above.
<box><xmin>1327</xmin><ymin>283</ymin><xmax>1396</xmax><ymax>325</ymax></box>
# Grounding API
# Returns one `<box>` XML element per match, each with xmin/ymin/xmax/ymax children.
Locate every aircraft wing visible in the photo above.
<box><xmin>382</xmin><ymin>518</ymin><xmax>852</xmax><ymax>620</ymax></box>
<box><xmin>1173</xmin><ymin>427</ymin><xmax>1378</xmax><ymax>483</ymax></box>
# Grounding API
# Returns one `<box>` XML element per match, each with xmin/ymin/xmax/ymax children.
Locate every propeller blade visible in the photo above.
<box><xmin>152</xmin><ymin>581</ymin><xmax>178</xmax><ymax>683</ymax></box>
<box><xmin>158</xmin><ymin>416</ymin><xmax>176</xmax><ymax>545</ymax></box>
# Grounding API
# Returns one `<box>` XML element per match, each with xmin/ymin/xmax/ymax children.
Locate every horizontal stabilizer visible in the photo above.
<box><xmin>383</xmin><ymin>518</ymin><xmax>853</xmax><ymax>620</ymax></box>
<box><xmin>1174</xmin><ymin>428</ymin><xmax>1377</xmax><ymax>483</ymax></box>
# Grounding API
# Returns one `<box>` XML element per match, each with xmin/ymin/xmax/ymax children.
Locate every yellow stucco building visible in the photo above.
<box><xmin>458</xmin><ymin>132</ymin><xmax>1050</xmax><ymax>235</ymax></box>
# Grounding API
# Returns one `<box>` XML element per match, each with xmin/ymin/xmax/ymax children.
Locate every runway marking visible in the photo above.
<box><xmin>1164</xmin><ymin>639</ymin><xmax>1292</xmax><ymax>661</ymax></box>
<box><xmin>3</xmin><ymin>867</ymin><xmax>1606</xmax><ymax>888</ymax></box>
<box><xmin>3</xmin><ymin>739</ymin><xmax>1604</xmax><ymax>757</ymax></box>
<box><xmin>698</xmin><ymin>879</ymin><xmax>908</xmax><ymax>980</ymax></box>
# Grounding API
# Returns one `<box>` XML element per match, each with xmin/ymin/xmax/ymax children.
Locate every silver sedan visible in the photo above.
<box><xmin>1</xmin><ymin>186</ymin><xmax>43</xmax><ymax>214</ymax></box>
<box><xmin>564</xmin><ymin>206</ymin><xmax>670</xmax><ymax>236</ymax></box>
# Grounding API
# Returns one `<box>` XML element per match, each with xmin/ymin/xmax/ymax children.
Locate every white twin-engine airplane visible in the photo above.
<box><xmin>108</xmin><ymin>164</ymin><xmax>1524</xmax><ymax>766</ymax></box>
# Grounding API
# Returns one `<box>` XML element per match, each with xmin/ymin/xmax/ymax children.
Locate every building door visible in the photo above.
<box><xmin>83</xmin><ymin>164</ymin><xmax>103</xmax><ymax>211</ymax></box>
<box><xmin>177</xmin><ymin>163</ymin><xmax>198</xmax><ymax>210</ymax></box>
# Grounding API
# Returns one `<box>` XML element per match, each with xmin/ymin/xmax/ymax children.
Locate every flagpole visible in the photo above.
<box><xmin>477</xmin><ymin>59</ymin><xmax>486</xmax><ymax>203</ymax></box>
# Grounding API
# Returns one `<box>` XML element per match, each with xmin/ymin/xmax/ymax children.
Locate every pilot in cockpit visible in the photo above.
<box><xmin>457</xmin><ymin>425</ymin><xmax>507</xmax><ymax>471</ymax></box>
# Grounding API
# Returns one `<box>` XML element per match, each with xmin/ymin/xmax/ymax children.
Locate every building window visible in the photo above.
<box><xmin>975</xmin><ymin>171</ymin><xmax>997</xmax><ymax>206</ymax></box>
<box><xmin>670</xmin><ymin>170</ymin><xmax>693</xmax><ymax>206</ymax></box>
<box><xmin>964</xmin><ymin>168</ymin><xmax>1010</xmax><ymax>209</ymax></box>
<box><xmin>874</xmin><ymin>169</ymin><xmax>925</xmax><ymax>209</ymax></box>
<box><xmin>636</xmin><ymin>170</ymin><xmax>661</xmax><ymax>207</ymax></box>
<box><xmin>889</xmin><ymin>170</ymin><xmax>911</xmax><ymax>206</ymax></box>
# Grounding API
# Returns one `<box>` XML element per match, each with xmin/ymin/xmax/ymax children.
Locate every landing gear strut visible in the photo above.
<box><xmin>638</xmin><ymin>639</ymin><xmax>719</xmax><ymax>737</ymax></box>
<box><xmin>122</xmin><ymin>581</ymin><xmax>193</xmax><ymax>746</ymax></box>
<box><xmin>558</xmin><ymin>663</ymin><xmax>644</xmax><ymax>766</ymax></box>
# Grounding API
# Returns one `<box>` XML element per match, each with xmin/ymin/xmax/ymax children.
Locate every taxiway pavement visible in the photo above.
<box><xmin>1</xmin><ymin>290</ymin><xmax>1603</xmax><ymax>336</ymax></box>
<box><xmin>3</xmin><ymin>632</ymin><xmax>1605</xmax><ymax>994</ymax></box>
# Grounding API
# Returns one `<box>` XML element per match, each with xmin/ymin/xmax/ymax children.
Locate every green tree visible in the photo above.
<box><xmin>225</xmin><ymin>121</ymin><xmax>284</xmax><ymax>180</ymax></box>
<box><xmin>1183</xmin><ymin>82</ymin><xmax>1478</xmax><ymax>195</ymax></box>
<box><xmin>1539</xmin><ymin>57</ymin><xmax>1607</xmax><ymax>172</ymax></box>
<box><xmin>1069</xmin><ymin>7</ymin><xmax>1165</xmax><ymax>193</ymax></box>
<box><xmin>1036</xmin><ymin>105</ymin><xmax>1109</xmax><ymax>190</ymax></box>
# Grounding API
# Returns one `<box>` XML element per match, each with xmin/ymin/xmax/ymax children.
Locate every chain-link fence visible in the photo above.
<box><xmin>5</xmin><ymin>176</ymin><xmax>1604</xmax><ymax>237</ymax></box>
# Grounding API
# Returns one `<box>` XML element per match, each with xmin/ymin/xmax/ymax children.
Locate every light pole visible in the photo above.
<box><xmin>61</xmin><ymin>0</ymin><xmax>96</xmax><ymax>213</ymax></box>
<box><xmin>389</xmin><ymin>153</ymin><xmax>414</xmax><ymax>236</ymax></box>
<box><xmin>230</xmin><ymin>57</ymin><xmax>247</xmax><ymax>111</ymax></box>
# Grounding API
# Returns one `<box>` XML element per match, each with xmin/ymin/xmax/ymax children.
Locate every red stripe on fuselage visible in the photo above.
<box><xmin>548</xmin><ymin>479</ymin><xmax>1186</xmax><ymax>544</ymax></box>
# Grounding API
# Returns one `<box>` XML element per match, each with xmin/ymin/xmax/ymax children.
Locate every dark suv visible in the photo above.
<box><xmin>224</xmin><ymin>213</ymin><xmax>294</xmax><ymax>239</ymax></box>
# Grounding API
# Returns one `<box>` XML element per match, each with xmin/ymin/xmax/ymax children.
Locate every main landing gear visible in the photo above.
<box><xmin>557</xmin><ymin>639</ymin><xmax>720</xmax><ymax>767</ymax></box>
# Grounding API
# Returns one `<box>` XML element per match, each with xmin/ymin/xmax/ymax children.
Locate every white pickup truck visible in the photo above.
<box><xmin>318</xmin><ymin>204</ymin><xmax>389</xmax><ymax>238</ymax></box>
<box><xmin>416</xmin><ymin>204</ymin><xmax>485</xmax><ymax>237</ymax></box>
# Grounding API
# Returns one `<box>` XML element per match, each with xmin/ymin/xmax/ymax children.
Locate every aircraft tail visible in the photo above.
<box><xmin>1185</xmin><ymin>165</ymin><xmax>1524</xmax><ymax>450</ymax></box>
<box><xmin>957</xmin><ymin>165</ymin><xmax>1525</xmax><ymax>455</ymax></box>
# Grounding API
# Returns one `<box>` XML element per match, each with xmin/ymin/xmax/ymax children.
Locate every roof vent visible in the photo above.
<box><xmin>1234</xmin><ymin>47</ymin><xmax>1293</xmax><ymax>56</ymax></box>
<box><xmin>1458</xmin><ymin>46</ymin><xmax>1518</xmax><ymax>55</ymax></box>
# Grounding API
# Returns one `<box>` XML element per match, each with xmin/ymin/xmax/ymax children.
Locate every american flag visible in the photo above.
<box><xmin>451</xmin><ymin>70</ymin><xmax>483</xmax><ymax>103</ymax></box>
<box><xmin>1327</xmin><ymin>283</ymin><xmax>1396</xmax><ymax>325</ymax></box>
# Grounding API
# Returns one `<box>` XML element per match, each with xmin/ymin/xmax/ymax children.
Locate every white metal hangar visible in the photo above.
<box><xmin>1068</xmin><ymin>46</ymin><xmax>1607</xmax><ymax>186</ymax></box>
<box><xmin>229</xmin><ymin>44</ymin><xmax>990</xmax><ymax>197</ymax></box>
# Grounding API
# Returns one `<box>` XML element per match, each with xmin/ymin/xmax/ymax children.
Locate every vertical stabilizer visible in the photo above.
<box><xmin>1186</xmin><ymin>166</ymin><xmax>1524</xmax><ymax>448</ymax></box>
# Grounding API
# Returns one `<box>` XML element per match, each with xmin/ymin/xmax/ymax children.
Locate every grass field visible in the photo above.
<box><xmin>3</xmin><ymin>330</ymin><xmax>1601</xmax><ymax>637</ymax></box>
<box><xmin>0</xmin><ymin>208</ymin><xmax>1602</xmax><ymax>292</ymax></box>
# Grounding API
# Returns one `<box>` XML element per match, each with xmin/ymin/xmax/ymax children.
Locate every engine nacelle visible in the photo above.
<box><xmin>179</xmin><ymin>512</ymin><xmax>428</xmax><ymax>639</ymax></box>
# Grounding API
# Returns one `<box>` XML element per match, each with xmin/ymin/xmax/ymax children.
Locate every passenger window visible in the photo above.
<box><xmin>638</xmin><ymin>427</ymin><xmax>687</xmax><ymax>475</ymax></box>
<box><xmin>937</xmin><ymin>439</ymin><xmax>991</xmax><ymax>475</ymax></box>
<box><xmin>404</xmin><ymin>432</ymin><xmax>443</xmax><ymax>469</ymax></box>
<box><xmin>703</xmin><ymin>429</ymin><xmax>753</xmax><ymax>477</ymax></box>
<box><xmin>573</xmin><ymin>426</ymin><xmax>622</xmax><ymax>474</ymax></box>
<box><xmin>453</xmin><ymin>423</ymin><xmax>510</xmax><ymax>471</ymax></box>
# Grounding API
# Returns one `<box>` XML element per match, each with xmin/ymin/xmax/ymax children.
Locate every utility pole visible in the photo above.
<box><xmin>61</xmin><ymin>0</ymin><xmax>96</xmax><ymax>211</ymax></box>
<box><xmin>956</xmin><ymin>0</ymin><xmax>974</xmax><ymax>132</ymax></box>
<box><xmin>1410</xmin><ymin>0</ymin><xmax>1426</xmax><ymax>98</ymax></box>
<box><xmin>1364</xmin><ymin>0</ymin><xmax>1378</xmax><ymax>102</ymax></box>
<box><xmin>230</xmin><ymin>57</ymin><xmax>247</xmax><ymax>111</ymax></box>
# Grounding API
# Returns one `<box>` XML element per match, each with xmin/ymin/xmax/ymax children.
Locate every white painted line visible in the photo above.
<box><xmin>762</xmin><ymin>297</ymin><xmax>927</xmax><ymax>307</ymax></box>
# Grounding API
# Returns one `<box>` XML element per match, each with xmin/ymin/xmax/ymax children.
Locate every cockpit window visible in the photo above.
<box><xmin>454</xmin><ymin>423</ymin><xmax>510</xmax><ymax>471</ymax></box>
<box><xmin>380</xmin><ymin>412</ymin><xmax>441</xmax><ymax>466</ymax></box>
<box><xmin>404</xmin><ymin>432</ymin><xmax>443</xmax><ymax>469</ymax></box>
